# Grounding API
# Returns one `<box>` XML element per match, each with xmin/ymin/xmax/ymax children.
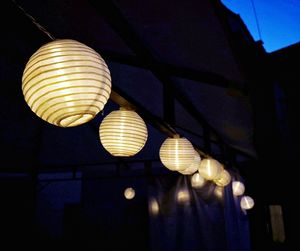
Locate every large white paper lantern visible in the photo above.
<box><xmin>232</xmin><ymin>181</ymin><xmax>245</xmax><ymax>196</ymax></box>
<box><xmin>240</xmin><ymin>195</ymin><xmax>254</xmax><ymax>210</ymax></box>
<box><xmin>22</xmin><ymin>39</ymin><xmax>111</xmax><ymax>127</ymax></box>
<box><xmin>179</xmin><ymin>150</ymin><xmax>201</xmax><ymax>175</ymax></box>
<box><xmin>198</xmin><ymin>158</ymin><xmax>222</xmax><ymax>180</ymax></box>
<box><xmin>159</xmin><ymin>135</ymin><xmax>194</xmax><ymax>171</ymax></box>
<box><xmin>99</xmin><ymin>107</ymin><xmax>148</xmax><ymax>156</ymax></box>
<box><xmin>214</xmin><ymin>169</ymin><xmax>231</xmax><ymax>187</ymax></box>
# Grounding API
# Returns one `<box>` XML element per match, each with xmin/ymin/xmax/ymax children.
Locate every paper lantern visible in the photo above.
<box><xmin>198</xmin><ymin>158</ymin><xmax>222</xmax><ymax>180</ymax></box>
<box><xmin>191</xmin><ymin>172</ymin><xmax>205</xmax><ymax>188</ymax></box>
<box><xmin>232</xmin><ymin>181</ymin><xmax>245</xmax><ymax>196</ymax></box>
<box><xmin>176</xmin><ymin>189</ymin><xmax>190</xmax><ymax>204</ymax></box>
<box><xmin>214</xmin><ymin>169</ymin><xmax>231</xmax><ymax>187</ymax></box>
<box><xmin>149</xmin><ymin>198</ymin><xmax>160</xmax><ymax>216</ymax></box>
<box><xmin>99</xmin><ymin>107</ymin><xmax>148</xmax><ymax>156</ymax></box>
<box><xmin>240</xmin><ymin>195</ymin><xmax>254</xmax><ymax>210</ymax></box>
<box><xmin>124</xmin><ymin>187</ymin><xmax>135</xmax><ymax>200</ymax></box>
<box><xmin>22</xmin><ymin>39</ymin><xmax>111</xmax><ymax>127</ymax></box>
<box><xmin>179</xmin><ymin>150</ymin><xmax>201</xmax><ymax>175</ymax></box>
<box><xmin>159</xmin><ymin>135</ymin><xmax>195</xmax><ymax>171</ymax></box>
<box><xmin>214</xmin><ymin>186</ymin><xmax>224</xmax><ymax>198</ymax></box>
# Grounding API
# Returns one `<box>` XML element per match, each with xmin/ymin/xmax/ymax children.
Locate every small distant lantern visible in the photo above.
<box><xmin>232</xmin><ymin>181</ymin><xmax>245</xmax><ymax>196</ymax></box>
<box><xmin>214</xmin><ymin>169</ymin><xmax>231</xmax><ymax>187</ymax></box>
<box><xmin>99</xmin><ymin>107</ymin><xmax>148</xmax><ymax>157</ymax></box>
<box><xmin>149</xmin><ymin>198</ymin><xmax>160</xmax><ymax>216</ymax></box>
<box><xmin>191</xmin><ymin>172</ymin><xmax>205</xmax><ymax>188</ymax></box>
<box><xmin>159</xmin><ymin>135</ymin><xmax>194</xmax><ymax>171</ymax></box>
<box><xmin>22</xmin><ymin>39</ymin><xmax>111</xmax><ymax>127</ymax></box>
<box><xmin>124</xmin><ymin>187</ymin><xmax>135</xmax><ymax>200</ymax></box>
<box><xmin>176</xmin><ymin>189</ymin><xmax>190</xmax><ymax>204</ymax></box>
<box><xmin>198</xmin><ymin>158</ymin><xmax>222</xmax><ymax>180</ymax></box>
<box><xmin>240</xmin><ymin>195</ymin><xmax>254</xmax><ymax>210</ymax></box>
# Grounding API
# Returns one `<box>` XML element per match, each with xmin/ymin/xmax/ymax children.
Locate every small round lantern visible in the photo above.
<box><xmin>124</xmin><ymin>187</ymin><xmax>135</xmax><ymax>200</ymax></box>
<box><xmin>99</xmin><ymin>107</ymin><xmax>148</xmax><ymax>156</ymax></box>
<box><xmin>240</xmin><ymin>195</ymin><xmax>254</xmax><ymax>210</ymax></box>
<box><xmin>232</xmin><ymin>181</ymin><xmax>245</xmax><ymax>196</ymax></box>
<box><xmin>198</xmin><ymin>158</ymin><xmax>222</xmax><ymax>180</ymax></box>
<box><xmin>214</xmin><ymin>169</ymin><xmax>231</xmax><ymax>187</ymax></box>
<box><xmin>159</xmin><ymin>135</ymin><xmax>195</xmax><ymax>171</ymax></box>
<box><xmin>22</xmin><ymin>39</ymin><xmax>111</xmax><ymax>127</ymax></box>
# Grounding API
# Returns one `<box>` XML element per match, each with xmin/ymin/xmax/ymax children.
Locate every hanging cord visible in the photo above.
<box><xmin>250</xmin><ymin>0</ymin><xmax>262</xmax><ymax>41</ymax></box>
<box><xmin>11</xmin><ymin>0</ymin><xmax>55</xmax><ymax>41</ymax></box>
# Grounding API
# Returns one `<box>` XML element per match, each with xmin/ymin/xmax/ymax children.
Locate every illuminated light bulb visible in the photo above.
<box><xmin>22</xmin><ymin>39</ymin><xmax>111</xmax><ymax>127</ymax></box>
<box><xmin>124</xmin><ymin>187</ymin><xmax>135</xmax><ymax>200</ymax></box>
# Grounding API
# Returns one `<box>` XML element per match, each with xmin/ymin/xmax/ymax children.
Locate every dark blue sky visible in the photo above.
<box><xmin>221</xmin><ymin>0</ymin><xmax>300</xmax><ymax>52</ymax></box>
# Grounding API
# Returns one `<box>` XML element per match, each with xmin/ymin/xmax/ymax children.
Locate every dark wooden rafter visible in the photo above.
<box><xmin>90</xmin><ymin>0</ymin><xmax>252</xmax><ymax>159</ymax></box>
<box><xmin>100</xmin><ymin>50</ymin><xmax>235</xmax><ymax>88</ymax></box>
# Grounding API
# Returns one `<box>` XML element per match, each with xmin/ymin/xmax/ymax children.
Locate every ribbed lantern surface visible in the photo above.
<box><xmin>159</xmin><ymin>136</ymin><xmax>195</xmax><ymax>171</ymax></box>
<box><xmin>198</xmin><ymin>158</ymin><xmax>222</xmax><ymax>180</ymax></box>
<box><xmin>179</xmin><ymin>150</ymin><xmax>201</xmax><ymax>175</ymax></box>
<box><xmin>99</xmin><ymin>108</ymin><xmax>148</xmax><ymax>157</ymax></box>
<box><xmin>22</xmin><ymin>39</ymin><xmax>111</xmax><ymax>127</ymax></box>
<box><xmin>214</xmin><ymin>169</ymin><xmax>231</xmax><ymax>187</ymax></box>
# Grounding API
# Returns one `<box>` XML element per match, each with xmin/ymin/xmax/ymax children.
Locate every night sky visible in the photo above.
<box><xmin>221</xmin><ymin>0</ymin><xmax>300</xmax><ymax>52</ymax></box>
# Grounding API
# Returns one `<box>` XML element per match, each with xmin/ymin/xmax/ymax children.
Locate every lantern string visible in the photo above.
<box><xmin>12</xmin><ymin>0</ymin><xmax>56</xmax><ymax>41</ymax></box>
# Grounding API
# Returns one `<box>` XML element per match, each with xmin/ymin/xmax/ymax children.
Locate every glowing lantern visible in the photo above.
<box><xmin>240</xmin><ymin>195</ymin><xmax>254</xmax><ymax>210</ymax></box>
<box><xmin>124</xmin><ymin>187</ymin><xmax>135</xmax><ymax>200</ymax></box>
<box><xmin>198</xmin><ymin>158</ymin><xmax>222</xmax><ymax>180</ymax></box>
<box><xmin>232</xmin><ymin>181</ymin><xmax>245</xmax><ymax>196</ymax></box>
<box><xmin>159</xmin><ymin>135</ymin><xmax>194</xmax><ymax>171</ymax></box>
<box><xmin>176</xmin><ymin>189</ymin><xmax>190</xmax><ymax>204</ymax></box>
<box><xmin>99</xmin><ymin>107</ymin><xmax>148</xmax><ymax>157</ymax></box>
<box><xmin>22</xmin><ymin>39</ymin><xmax>111</xmax><ymax>127</ymax></box>
<box><xmin>149</xmin><ymin>198</ymin><xmax>159</xmax><ymax>216</ymax></box>
<box><xmin>214</xmin><ymin>169</ymin><xmax>231</xmax><ymax>187</ymax></box>
<box><xmin>191</xmin><ymin>173</ymin><xmax>205</xmax><ymax>188</ymax></box>
<box><xmin>179</xmin><ymin>150</ymin><xmax>201</xmax><ymax>175</ymax></box>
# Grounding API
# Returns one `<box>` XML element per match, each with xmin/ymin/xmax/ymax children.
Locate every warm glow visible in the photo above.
<box><xmin>22</xmin><ymin>39</ymin><xmax>111</xmax><ymax>127</ymax></box>
<box><xmin>191</xmin><ymin>172</ymin><xmax>205</xmax><ymax>188</ymax></box>
<box><xmin>159</xmin><ymin>135</ymin><xmax>195</xmax><ymax>171</ymax></box>
<box><xmin>214</xmin><ymin>169</ymin><xmax>231</xmax><ymax>187</ymax></box>
<box><xmin>214</xmin><ymin>186</ymin><xmax>224</xmax><ymax>198</ymax></box>
<box><xmin>232</xmin><ymin>181</ymin><xmax>245</xmax><ymax>196</ymax></box>
<box><xmin>149</xmin><ymin>198</ymin><xmax>160</xmax><ymax>216</ymax></box>
<box><xmin>176</xmin><ymin>189</ymin><xmax>190</xmax><ymax>204</ymax></box>
<box><xmin>99</xmin><ymin>107</ymin><xmax>148</xmax><ymax>157</ymax></box>
<box><xmin>179</xmin><ymin>150</ymin><xmax>201</xmax><ymax>175</ymax></box>
<box><xmin>240</xmin><ymin>195</ymin><xmax>254</xmax><ymax>210</ymax></box>
<box><xmin>198</xmin><ymin>158</ymin><xmax>222</xmax><ymax>180</ymax></box>
<box><xmin>124</xmin><ymin>187</ymin><xmax>135</xmax><ymax>200</ymax></box>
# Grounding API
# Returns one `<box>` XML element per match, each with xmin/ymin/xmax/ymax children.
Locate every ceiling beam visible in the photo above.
<box><xmin>100</xmin><ymin>50</ymin><xmax>235</xmax><ymax>88</ymax></box>
<box><xmin>90</xmin><ymin>0</ymin><xmax>248</xmax><ymax>157</ymax></box>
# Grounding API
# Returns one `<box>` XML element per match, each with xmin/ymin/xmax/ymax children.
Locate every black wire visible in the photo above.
<box><xmin>11</xmin><ymin>0</ymin><xmax>55</xmax><ymax>40</ymax></box>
